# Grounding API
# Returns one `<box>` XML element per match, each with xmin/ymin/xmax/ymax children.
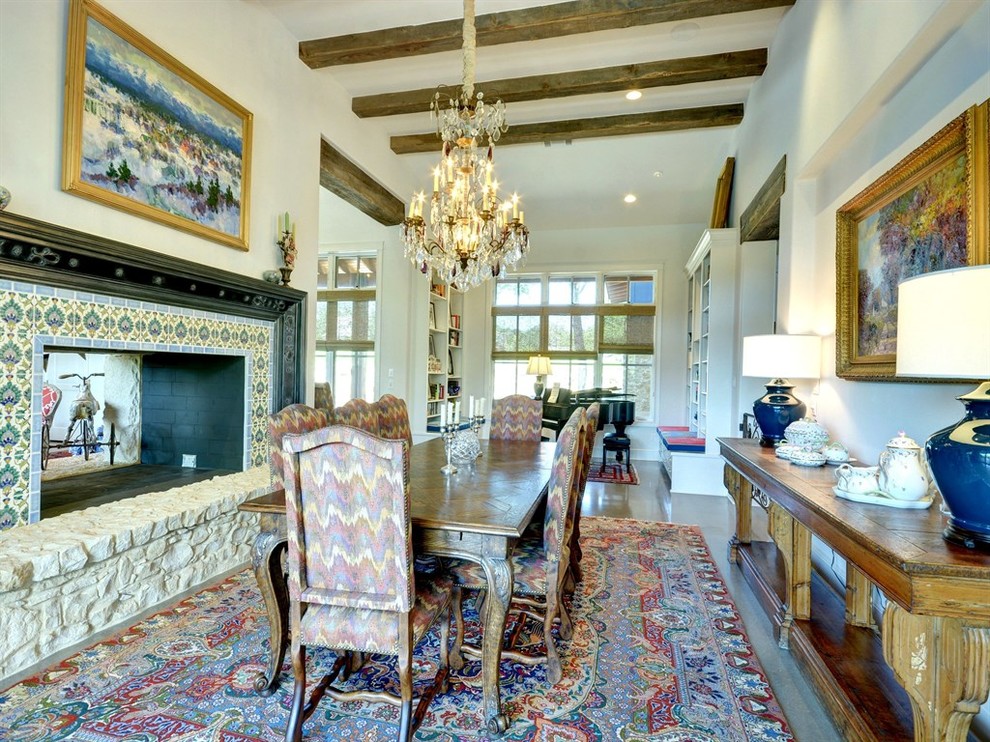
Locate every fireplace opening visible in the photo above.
<box><xmin>40</xmin><ymin>349</ymin><xmax>247</xmax><ymax>519</ymax></box>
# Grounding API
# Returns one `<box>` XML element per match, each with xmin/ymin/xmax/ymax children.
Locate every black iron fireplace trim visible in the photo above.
<box><xmin>0</xmin><ymin>211</ymin><xmax>305</xmax><ymax>408</ymax></box>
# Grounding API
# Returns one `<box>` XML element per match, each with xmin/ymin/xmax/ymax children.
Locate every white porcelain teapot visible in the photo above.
<box><xmin>877</xmin><ymin>432</ymin><xmax>930</xmax><ymax>501</ymax></box>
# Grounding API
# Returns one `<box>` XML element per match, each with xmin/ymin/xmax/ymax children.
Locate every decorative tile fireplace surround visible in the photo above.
<box><xmin>0</xmin><ymin>212</ymin><xmax>304</xmax><ymax>529</ymax></box>
<box><xmin>0</xmin><ymin>212</ymin><xmax>304</xmax><ymax>680</ymax></box>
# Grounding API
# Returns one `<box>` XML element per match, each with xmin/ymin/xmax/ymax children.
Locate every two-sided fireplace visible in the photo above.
<box><xmin>0</xmin><ymin>211</ymin><xmax>305</xmax><ymax>530</ymax></box>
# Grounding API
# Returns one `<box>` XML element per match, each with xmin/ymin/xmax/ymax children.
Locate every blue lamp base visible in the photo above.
<box><xmin>753</xmin><ymin>379</ymin><xmax>807</xmax><ymax>448</ymax></box>
<box><xmin>927</xmin><ymin>381</ymin><xmax>990</xmax><ymax>550</ymax></box>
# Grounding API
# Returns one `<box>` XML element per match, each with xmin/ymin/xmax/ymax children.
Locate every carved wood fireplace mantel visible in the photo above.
<box><xmin>0</xmin><ymin>211</ymin><xmax>306</xmax><ymax>529</ymax></box>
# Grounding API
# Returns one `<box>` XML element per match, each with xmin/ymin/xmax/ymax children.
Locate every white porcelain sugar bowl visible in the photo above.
<box><xmin>877</xmin><ymin>432</ymin><xmax>930</xmax><ymax>501</ymax></box>
<box><xmin>822</xmin><ymin>441</ymin><xmax>850</xmax><ymax>464</ymax></box>
<box><xmin>783</xmin><ymin>417</ymin><xmax>829</xmax><ymax>451</ymax></box>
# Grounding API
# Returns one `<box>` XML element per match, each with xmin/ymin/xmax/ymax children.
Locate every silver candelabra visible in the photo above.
<box><xmin>440</xmin><ymin>419</ymin><xmax>459</xmax><ymax>475</ymax></box>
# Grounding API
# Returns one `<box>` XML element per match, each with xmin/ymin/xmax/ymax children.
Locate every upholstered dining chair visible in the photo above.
<box><xmin>375</xmin><ymin>394</ymin><xmax>413</xmax><ymax>450</ymax></box>
<box><xmin>330</xmin><ymin>397</ymin><xmax>380</xmax><ymax>434</ymax></box>
<box><xmin>313</xmin><ymin>382</ymin><xmax>333</xmax><ymax>411</ymax></box>
<box><xmin>448</xmin><ymin>407</ymin><xmax>586</xmax><ymax>684</ymax></box>
<box><xmin>489</xmin><ymin>394</ymin><xmax>543</xmax><ymax>441</ymax></box>
<box><xmin>281</xmin><ymin>425</ymin><xmax>462</xmax><ymax>742</ymax></box>
<box><xmin>568</xmin><ymin>402</ymin><xmax>600</xmax><ymax>584</ymax></box>
<box><xmin>267</xmin><ymin>403</ymin><xmax>331</xmax><ymax>489</ymax></box>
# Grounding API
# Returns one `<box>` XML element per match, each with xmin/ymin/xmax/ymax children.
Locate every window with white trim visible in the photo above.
<box><xmin>315</xmin><ymin>254</ymin><xmax>377</xmax><ymax>404</ymax></box>
<box><xmin>491</xmin><ymin>272</ymin><xmax>656</xmax><ymax>420</ymax></box>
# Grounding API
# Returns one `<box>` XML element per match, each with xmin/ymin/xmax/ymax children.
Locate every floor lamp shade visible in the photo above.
<box><xmin>897</xmin><ymin>266</ymin><xmax>990</xmax><ymax>549</ymax></box>
<box><xmin>742</xmin><ymin>335</ymin><xmax>822</xmax><ymax>447</ymax></box>
<box><xmin>527</xmin><ymin>355</ymin><xmax>552</xmax><ymax>398</ymax></box>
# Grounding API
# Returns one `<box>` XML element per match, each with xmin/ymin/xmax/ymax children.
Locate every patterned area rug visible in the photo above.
<box><xmin>586</xmin><ymin>459</ymin><xmax>639</xmax><ymax>485</ymax></box>
<box><xmin>0</xmin><ymin>518</ymin><xmax>792</xmax><ymax>741</ymax></box>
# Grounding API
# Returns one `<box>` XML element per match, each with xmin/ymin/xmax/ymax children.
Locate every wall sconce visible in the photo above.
<box><xmin>742</xmin><ymin>334</ymin><xmax>822</xmax><ymax>447</ymax></box>
<box><xmin>896</xmin><ymin>265</ymin><xmax>990</xmax><ymax>549</ymax></box>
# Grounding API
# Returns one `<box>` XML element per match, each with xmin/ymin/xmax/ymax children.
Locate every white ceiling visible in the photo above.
<box><xmin>257</xmin><ymin>1</ymin><xmax>791</xmax><ymax>232</ymax></box>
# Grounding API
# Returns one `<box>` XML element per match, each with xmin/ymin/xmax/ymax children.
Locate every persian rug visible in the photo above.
<box><xmin>586</xmin><ymin>459</ymin><xmax>639</xmax><ymax>485</ymax></box>
<box><xmin>0</xmin><ymin>518</ymin><xmax>792</xmax><ymax>741</ymax></box>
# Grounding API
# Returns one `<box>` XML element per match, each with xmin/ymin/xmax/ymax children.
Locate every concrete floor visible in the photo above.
<box><xmin>584</xmin><ymin>459</ymin><xmax>842</xmax><ymax>742</ymax></box>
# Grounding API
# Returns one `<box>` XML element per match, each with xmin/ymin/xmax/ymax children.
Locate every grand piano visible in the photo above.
<box><xmin>540</xmin><ymin>387</ymin><xmax>635</xmax><ymax>438</ymax></box>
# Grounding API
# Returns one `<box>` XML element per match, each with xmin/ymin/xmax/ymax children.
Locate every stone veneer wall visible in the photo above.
<box><xmin>0</xmin><ymin>280</ymin><xmax>275</xmax><ymax>529</ymax></box>
<box><xmin>0</xmin><ymin>466</ymin><xmax>271</xmax><ymax>682</ymax></box>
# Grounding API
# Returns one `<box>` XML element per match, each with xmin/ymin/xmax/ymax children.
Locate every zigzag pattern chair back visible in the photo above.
<box><xmin>268</xmin><ymin>404</ymin><xmax>332</xmax><ymax>489</ymax></box>
<box><xmin>489</xmin><ymin>394</ymin><xmax>543</xmax><ymax>441</ymax></box>
<box><xmin>314</xmin><ymin>382</ymin><xmax>334</xmax><ymax>411</ymax></box>
<box><xmin>542</xmin><ymin>407</ymin><xmax>586</xmax><ymax>562</ymax></box>
<box><xmin>281</xmin><ymin>425</ymin><xmax>412</xmax><ymax>612</ymax></box>
<box><xmin>579</xmin><ymin>402</ymin><xmax>600</xmax><ymax>491</ymax></box>
<box><xmin>332</xmin><ymin>397</ymin><xmax>380</xmax><ymax>435</ymax></box>
<box><xmin>375</xmin><ymin>394</ymin><xmax>413</xmax><ymax>451</ymax></box>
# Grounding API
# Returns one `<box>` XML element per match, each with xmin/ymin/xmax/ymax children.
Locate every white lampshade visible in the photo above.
<box><xmin>897</xmin><ymin>265</ymin><xmax>990</xmax><ymax>379</ymax></box>
<box><xmin>742</xmin><ymin>334</ymin><xmax>821</xmax><ymax>379</ymax></box>
<box><xmin>527</xmin><ymin>355</ymin><xmax>552</xmax><ymax>376</ymax></box>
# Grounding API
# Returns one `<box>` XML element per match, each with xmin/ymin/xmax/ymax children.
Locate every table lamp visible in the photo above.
<box><xmin>742</xmin><ymin>334</ymin><xmax>822</xmax><ymax>447</ymax></box>
<box><xmin>896</xmin><ymin>265</ymin><xmax>990</xmax><ymax>549</ymax></box>
<box><xmin>527</xmin><ymin>355</ymin><xmax>553</xmax><ymax>398</ymax></box>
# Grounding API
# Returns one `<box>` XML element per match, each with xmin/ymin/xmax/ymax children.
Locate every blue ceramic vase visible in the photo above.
<box><xmin>926</xmin><ymin>382</ymin><xmax>990</xmax><ymax>549</ymax></box>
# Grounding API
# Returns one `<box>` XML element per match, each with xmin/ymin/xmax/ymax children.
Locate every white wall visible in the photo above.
<box><xmin>0</xmin><ymin>0</ymin><xmax>418</xmax><ymax>403</ymax></box>
<box><xmin>733</xmin><ymin>0</ymin><xmax>990</xmax><ymax>464</ymax></box>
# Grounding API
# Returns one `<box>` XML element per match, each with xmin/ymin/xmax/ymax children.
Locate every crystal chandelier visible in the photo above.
<box><xmin>402</xmin><ymin>0</ymin><xmax>529</xmax><ymax>292</ymax></box>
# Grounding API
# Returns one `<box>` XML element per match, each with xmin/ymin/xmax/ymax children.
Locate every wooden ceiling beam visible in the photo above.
<box><xmin>319</xmin><ymin>140</ymin><xmax>406</xmax><ymax>226</ymax></box>
<box><xmin>390</xmin><ymin>104</ymin><xmax>744</xmax><ymax>154</ymax></box>
<box><xmin>300</xmin><ymin>0</ymin><xmax>795</xmax><ymax>68</ymax></box>
<box><xmin>353</xmin><ymin>49</ymin><xmax>767</xmax><ymax>118</ymax></box>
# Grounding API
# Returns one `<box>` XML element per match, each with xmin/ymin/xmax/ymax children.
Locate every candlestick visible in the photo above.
<box><xmin>440</xmin><ymin>417</ymin><xmax>459</xmax><ymax>475</ymax></box>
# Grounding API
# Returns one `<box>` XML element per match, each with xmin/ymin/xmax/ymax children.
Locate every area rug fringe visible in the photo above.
<box><xmin>0</xmin><ymin>519</ymin><xmax>793</xmax><ymax>741</ymax></box>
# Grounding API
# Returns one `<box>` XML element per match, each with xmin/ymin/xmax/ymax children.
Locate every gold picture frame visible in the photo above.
<box><xmin>62</xmin><ymin>0</ymin><xmax>253</xmax><ymax>250</ymax></box>
<box><xmin>835</xmin><ymin>100</ymin><xmax>988</xmax><ymax>381</ymax></box>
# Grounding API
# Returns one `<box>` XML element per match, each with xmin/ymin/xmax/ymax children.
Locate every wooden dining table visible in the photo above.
<box><xmin>238</xmin><ymin>436</ymin><xmax>556</xmax><ymax>734</ymax></box>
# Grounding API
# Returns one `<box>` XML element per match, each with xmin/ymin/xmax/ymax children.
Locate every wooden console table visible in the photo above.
<box><xmin>719</xmin><ymin>438</ymin><xmax>990</xmax><ymax>742</ymax></box>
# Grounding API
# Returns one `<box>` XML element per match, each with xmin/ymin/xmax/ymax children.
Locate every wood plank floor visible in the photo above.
<box><xmin>41</xmin><ymin>465</ymin><xmax>235</xmax><ymax>519</ymax></box>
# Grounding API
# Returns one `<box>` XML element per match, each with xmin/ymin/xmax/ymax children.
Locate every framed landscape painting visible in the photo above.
<box><xmin>62</xmin><ymin>0</ymin><xmax>252</xmax><ymax>250</ymax></box>
<box><xmin>836</xmin><ymin>100</ymin><xmax>988</xmax><ymax>380</ymax></box>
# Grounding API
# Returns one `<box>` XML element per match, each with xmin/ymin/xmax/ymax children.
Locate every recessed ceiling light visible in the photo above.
<box><xmin>625</xmin><ymin>90</ymin><xmax>642</xmax><ymax>101</ymax></box>
<box><xmin>653</xmin><ymin>171</ymin><xmax>663</xmax><ymax>178</ymax></box>
<box><xmin>624</xmin><ymin>194</ymin><xmax>637</xmax><ymax>204</ymax></box>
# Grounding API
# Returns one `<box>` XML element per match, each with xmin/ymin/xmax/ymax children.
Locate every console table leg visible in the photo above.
<box><xmin>882</xmin><ymin>604</ymin><xmax>990</xmax><ymax>742</ymax></box>
<box><xmin>769</xmin><ymin>503</ymin><xmax>811</xmax><ymax>649</ymax></box>
<box><xmin>724</xmin><ymin>466</ymin><xmax>751</xmax><ymax>564</ymax></box>
<box><xmin>845</xmin><ymin>564</ymin><xmax>874</xmax><ymax>628</ymax></box>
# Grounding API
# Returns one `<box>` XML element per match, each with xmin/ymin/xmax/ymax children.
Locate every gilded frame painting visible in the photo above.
<box><xmin>62</xmin><ymin>0</ymin><xmax>253</xmax><ymax>251</ymax></box>
<box><xmin>836</xmin><ymin>100</ymin><xmax>988</xmax><ymax>381</ymax></box>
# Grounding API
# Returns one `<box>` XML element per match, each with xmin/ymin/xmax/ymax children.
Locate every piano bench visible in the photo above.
<box><xmin>600</xmin><ymin>432</ymin><xmax>631</xmax><ymax>474</ymax></box>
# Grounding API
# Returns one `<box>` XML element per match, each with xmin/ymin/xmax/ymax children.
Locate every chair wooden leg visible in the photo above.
<box><xmin>438</xmin><ymin>602</ymin><xmax>451</xmax><ymax>693</ymax></box>
<box><xmin>284</xmin><ymin>643</ymin><xmax>306</xmax><ymax>742</ymax></box>
<box><xmin>475</xmin><ymin>588</ymin><xmax>488</xmax><ymax>624</ymax></box>
<box><xmin>397</xmin><ymin>620</ymin><xmax>414</xmax><ymax>741</ymax></box>
<box><xmin>544</xmin><ymin>566</ymin><xmax>564</xmax><ymax>684</ymax></box>
<box><xmin>557</xmin><ymin>597</ymin><xmax>573</xmax><ymax>641</ymax></box>
<box><xmin>450</xmin><ymin>585</ymin><xmax>465</xmax><ymax>671</ymax></box>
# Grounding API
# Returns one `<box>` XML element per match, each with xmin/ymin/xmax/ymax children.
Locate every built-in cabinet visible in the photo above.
<box><xmin>424</xmin><ymin>278</ymin><xmax>465</xmax><ymax>431</ymax></box>
<box><xmin>671</xmin><ymin>228</ymin><xmax>776</xmax><ymax>495</ymax></box>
